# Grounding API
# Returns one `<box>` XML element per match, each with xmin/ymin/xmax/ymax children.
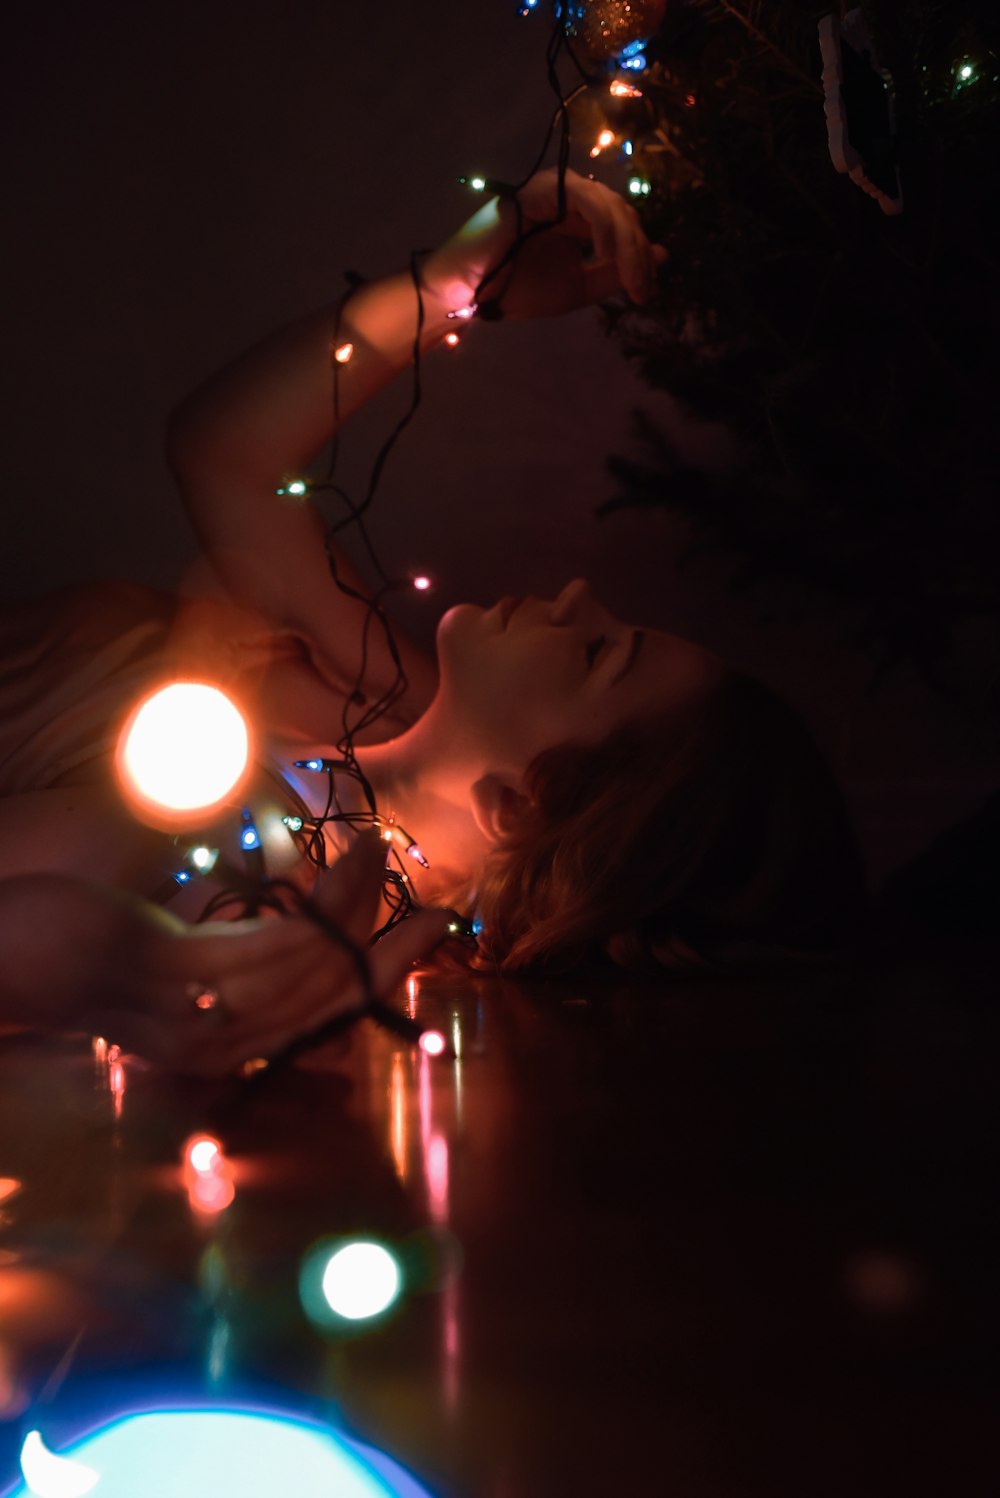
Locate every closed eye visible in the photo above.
<box><xmin>585</xmin><ymin>634</ymin><xmax>607</xmax><ymax>669</ymax></box>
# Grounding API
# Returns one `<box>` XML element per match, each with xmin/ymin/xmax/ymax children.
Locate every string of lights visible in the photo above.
<box><xmin>135</xmin><ymin>1</ymin><xmax>663</xmax><ymax>1000</ymax></box>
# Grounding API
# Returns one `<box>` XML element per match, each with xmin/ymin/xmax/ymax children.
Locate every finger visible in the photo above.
<box><xmin>368</xmin><ymin>908</ymin><xmax>454</xmax><ymax>997</ymax></box>
<box><xmin>309</xmin><ymin>827</ymin><xmax>388</xmax><ymax>941</ymax></box>
<box><xmin>581</xmin><ymin>257</ymin><xmax>627</xmax><ymax>303</ymax></box>
<box><xmin>228</xmin><ymin>907</ymin><xmax>452</xmax><ymax>1055</ymax></box>
<box><xmin>609</xmin><ymin>202</ymin><xmax>650</xmax><ymax>304</ymax></box>
<box><xmin>559</xmin><ymin>174</ymin><xmax>617</xmax><ymax>262</ymax></box>
<box><xmin>179</xmin><ymin>913</ymin><xmax>452</xmax><ymax>1078</ymax></box>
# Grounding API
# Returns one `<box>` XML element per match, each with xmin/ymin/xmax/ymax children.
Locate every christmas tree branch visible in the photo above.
<box><xmin>710</xmin><ymin>0</ymin><xmax>822</xmax><ymax>93</ymax></box>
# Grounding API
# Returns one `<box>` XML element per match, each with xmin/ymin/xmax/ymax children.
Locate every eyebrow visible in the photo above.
<box><xmin>611</xmin><ymin>629</ymin><xmax>645</xmax><ymax>686</ymax></box>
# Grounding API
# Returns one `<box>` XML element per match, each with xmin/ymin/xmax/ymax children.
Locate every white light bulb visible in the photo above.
<box><xmin>321</xmin><ymin>1242</ymin><xmax>400</xmax><ymax>1320</ymax></box>
<box><xmin>117</xmin><ymin>683</ymin><xmax>250</xmax><ymax>822</ymax></box>
<box><xmin>19</xmin><ymin>1432</ymin><xmax>99</xmax><ymax>1498</ymax></box>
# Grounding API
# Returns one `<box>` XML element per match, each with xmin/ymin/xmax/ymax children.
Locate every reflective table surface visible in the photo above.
<box><xmin>0</xmin><ymin>950</ymin><xmax>997</xmax><ymax>1496</ymax></box>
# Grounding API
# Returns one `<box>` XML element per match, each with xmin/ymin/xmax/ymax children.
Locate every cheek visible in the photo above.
<box><xmin>436</xmin><ymin>615</ymin><xmax>601</xmax><ymax>746</ymax></box>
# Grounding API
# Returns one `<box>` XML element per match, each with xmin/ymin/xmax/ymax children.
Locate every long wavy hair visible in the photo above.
<box><xmin>456</xmin><ymin>671</ymin><xmax>867</xmax><ymax>975</ymax></box>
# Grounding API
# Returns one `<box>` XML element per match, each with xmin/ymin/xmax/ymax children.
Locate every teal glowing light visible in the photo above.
<box><xmin>6</xmin><ymin>1410</ymin><xmax>435</xmax><ymax>1498</ymax></box>
<box><xmin>322</xmin><ymin>1241</ymin><xmax>401</xmax><ymax>1320</ymax></box>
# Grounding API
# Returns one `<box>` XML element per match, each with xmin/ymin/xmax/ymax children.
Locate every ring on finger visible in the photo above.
<box><xmin>185</xmin><ymin>982</ymin><xmax>229</xmax><ymax>1025</ymax></box>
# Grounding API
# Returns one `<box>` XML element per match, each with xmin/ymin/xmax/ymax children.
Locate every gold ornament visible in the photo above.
<box><xmin>567</xmin><ymin>0</ymin><xmax>667</xmax><ymax>65</ymax></box>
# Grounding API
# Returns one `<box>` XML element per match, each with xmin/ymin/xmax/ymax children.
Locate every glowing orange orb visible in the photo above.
<box><xmin>116</xmin><ymin>681</ymin><xmax>251</xmax><ymax>828</ymax></box>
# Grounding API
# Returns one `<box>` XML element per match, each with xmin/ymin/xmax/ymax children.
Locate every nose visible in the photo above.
<box><xmin>549</xmin><ymin>578</ymin><xmax>598</xmax><ymax>626</ymax></box>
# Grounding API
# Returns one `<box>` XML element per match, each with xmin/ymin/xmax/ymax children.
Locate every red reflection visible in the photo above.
<box><xmin>182</xmin><ymin>1133</ymin><xmax>235</xmax><ymax>1216</ymax></box>
<box><xmin>389</xmin><ymin>1053</ymin><xmax>409</xmax><ymax>1186</ymax></box>
<box><xmin>109</xmin><ymin>1059</ymin><xmax>126</xmax><ymax>1119</ymax></box>
<box><xmin>427</xmin><ymin>1134</ymin><xmax>449</xmax><ymax>1224</ymax></box>
<box><xmin>189</xmin><ymin>1173</ymin><xmax>236</xmax><ymax>1214</ymax></box>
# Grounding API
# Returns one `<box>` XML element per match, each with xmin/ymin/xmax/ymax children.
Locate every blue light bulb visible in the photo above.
<box><xmin>240</xmin><ymin>810</ymin><xmax>261</xmax><ymax>851</ymax></box>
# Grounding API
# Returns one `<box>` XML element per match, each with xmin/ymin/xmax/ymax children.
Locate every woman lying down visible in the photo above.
<box><xmin>0</xmin><ymin>169</ymin><xmax>865</xmax><ymax>1076</ymax></box>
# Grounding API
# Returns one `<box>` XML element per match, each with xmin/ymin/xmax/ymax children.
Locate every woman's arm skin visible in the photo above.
<box><xmin>0</xmin><ymin>835</ymin><xmax>450</xmax><ymax>1077</ymax></box>
<box><xmin>166</xmin><ymin>170</ymin><xmax>663</xmax><ymax>719</ymax></box>
<box><xmin>167</xmin><ymin>267</ymin><xmax>448</xmax><ymax>719</ymax></box>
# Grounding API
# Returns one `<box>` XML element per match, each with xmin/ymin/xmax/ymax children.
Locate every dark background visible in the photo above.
<box><xmin>3</xmin><ymin>0</ymin><xmax>997</xmax><ymax>885</ymax></box>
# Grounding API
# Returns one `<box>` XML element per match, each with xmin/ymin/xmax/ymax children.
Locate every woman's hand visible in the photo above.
<box><xmin>0</xmin><ymin>836</ymin><xmax>451</xmax><ymax>1078</ymax></box>
<box><xmin>423</xmin><ymin>167</ymin><xmax>666</xmax><ymax>322</ymax></box>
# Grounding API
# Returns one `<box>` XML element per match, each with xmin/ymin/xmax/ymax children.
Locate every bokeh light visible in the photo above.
<box><xmin>321</xmin><ymin>1241</ymin><xmax>401</xmax><ymax>1321</ymax></box>
<box><xmin>182</xmin><ymin>1134</ymin><xmax>235</xmax><ymax>1217</ymax></box>
<box><xmin>18</xmin><ymin>1432</ymin><xmax>98</xmax><ymax>1498</ymax></box>
<box><xmin>418</xmin><ymin>1030</ymin><xmax>446</xmax><ymax>1058</ymax></box>
<box><xmin>187</xmin><ymin>1137</ymin><xmax>222</xmax><ymax>1176</ymax></box>
<box><xmin>117</xmin><ymin>682</ymin><xmax>250</xmax><ymax>824</ymax></box>
<box><xmin>8</xmin><ymin>1410</ymin><xmax>436</xmax><ymax>1498</ymax></box>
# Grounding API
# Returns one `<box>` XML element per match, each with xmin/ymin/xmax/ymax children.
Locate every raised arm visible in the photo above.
<box><xmin>166</xmin><ymin>266</ymin><xmax>454</xmax><ymax>714</ymax></box>
<box><xmin>166</xmin><ymin>170</ymin><xmax>662</xmax><ymax>710</ymax></box>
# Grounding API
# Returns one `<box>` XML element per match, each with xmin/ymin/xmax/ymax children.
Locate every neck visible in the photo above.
<box><xmin>349</xmin><ymin>712</ymin><xmax>493</xmax><ymax>907</ymax></box>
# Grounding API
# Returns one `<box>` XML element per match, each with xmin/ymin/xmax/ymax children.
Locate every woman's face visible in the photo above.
<box><xmin>434</xmin><ymin>578</ymin><xmax>726</xmax><ymax>775</ymax></box>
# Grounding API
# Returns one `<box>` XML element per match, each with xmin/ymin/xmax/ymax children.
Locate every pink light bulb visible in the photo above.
<box><xmin>419</xmin><ymin>1029</ymin><xmax>447</xmax><ymax>1058</ymax></box>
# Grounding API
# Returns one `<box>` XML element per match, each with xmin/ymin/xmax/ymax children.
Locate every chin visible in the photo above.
<box><xmin>435</xmin><ymin>602</ymin><xmax>484</xmax><ymax>648</ymax></box>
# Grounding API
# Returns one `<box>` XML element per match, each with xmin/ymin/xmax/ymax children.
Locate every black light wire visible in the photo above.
<box><xmin>163</xmin><ymin>3</ymin><xmax>610</xmax><ymax>1023</ymax></box>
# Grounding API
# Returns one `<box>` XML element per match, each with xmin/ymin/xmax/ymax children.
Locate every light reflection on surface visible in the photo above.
<box><xmin>416</xmin><ymin>1042</ymin><xmax>460</xmax><ymax>1411</ymax></box>
<box><xmin>451</xmin><ymin>1016</ymin><xmax>464</xmax><ymax>1131</ymax></box>
<box><xmin>206</xmin><ymin>1315</ymin><xmax>230</xmax><ymax>1386</ymax></box>
<box><xmin>108</xmin><ymin>1060</ymin><xmax>125</xmax><ymax>1120</ymax></box>
<box><xmin>183</xmin><ymin>1134</ymin><xmax>235</xmax><ymax>1217</ymax></box>
<box><xmin>389</xmin><ymin>1054</ymin><xmax>409</xmax><ymax>1187</ymax></box>
<box><xmin>425</xmin><ymin>1135</ymin><xmax>449</xmax><ymax>1226</ymax></box>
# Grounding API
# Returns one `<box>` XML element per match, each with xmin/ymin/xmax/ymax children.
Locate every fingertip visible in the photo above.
<box><xmin>350</xmin><ymin>824</ymin><xmax>391</xmax><ymax>871</ymax></box>
<box><xmin>421</xmin><ymin>906</ymin><xmax>459</xmax><ymax>948</ymax></box>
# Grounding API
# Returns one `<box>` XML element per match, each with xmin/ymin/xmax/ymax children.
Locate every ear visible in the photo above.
<box><xmin>469</xmin><ymin>773</ymin><xmax>532</xmax><ymax>846</ymax></box>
